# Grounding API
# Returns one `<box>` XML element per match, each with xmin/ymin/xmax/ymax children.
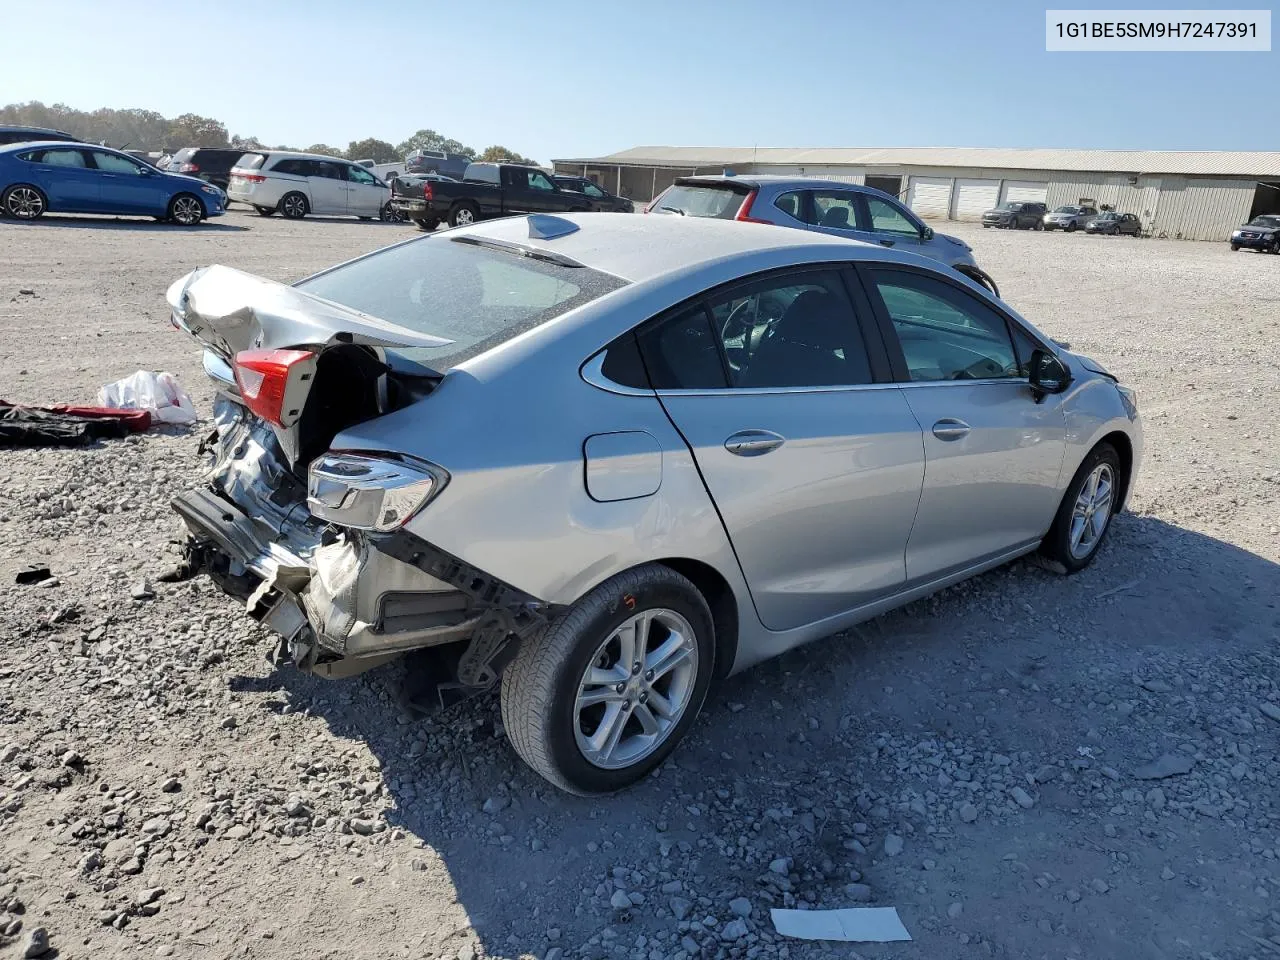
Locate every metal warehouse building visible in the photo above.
<box><xmin>552</xmin><ymin>146</ymin><xmax>1280</xmax><ymax>241</ymax></box>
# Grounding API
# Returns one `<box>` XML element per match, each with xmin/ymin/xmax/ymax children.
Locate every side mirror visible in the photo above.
<box><xmin>921</xmin><ymin>225</ymin><xmax>934</xmax><ymax>240</ymax></box>
<box><xmin>1028</xmin><ymin>349</ymin><xmax>1072</xmax><ymax>401</ymax></box>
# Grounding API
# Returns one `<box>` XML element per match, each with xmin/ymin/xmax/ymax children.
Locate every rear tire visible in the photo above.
<box><xmin>500</xmin><ymin>564</ymin><xmax>716</xmax><ymax>795</ymax></box>
<box><xmin>1066</xmin><ymin>222</ymin><xmax>1077</xmax><ymax>232</ymax></box>
<box><xmin>1039</xmin><ymin>443</ymin><xmax>1121</xmax><ymax>574</ymax></box>
<box><xmin>2</xmin><ymin>184</ymin><xmax>47</xmax><ymax>220</ymax></box>
<box><xmin>415</xmin><ymin>218</ymin><xmax>440</xmax><ymax>232</ymax></box>
<box><xmin>449</xmin><ymin>202</ymin><xmax>479</xmax><ymax>227</ymax></box>
<box><xmin>167</xmin><ymin>193</ymin><xmax>204</xmax><ymax>225</ymax></box>
<box><xmin>279</xmin><ymin>192</ymin><xmax>308</xmax><ymax>219</ymax></box>
<box><xmin>254</xmin><ymin>206</ymin><xmax>276</xmax><ymax>217</ymax></box>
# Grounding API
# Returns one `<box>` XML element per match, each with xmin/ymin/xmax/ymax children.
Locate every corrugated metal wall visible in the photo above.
<box><xmin>1151</xmin><ymin>178</ymin><xmax>1255</xmax><ymax>240</ymax></box>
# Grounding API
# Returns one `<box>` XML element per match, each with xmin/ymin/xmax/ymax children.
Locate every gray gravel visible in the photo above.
<box><xmin>1</xmin><ymin>210</ymin><xmax>1278</xmax><ymax>959</ymax></box>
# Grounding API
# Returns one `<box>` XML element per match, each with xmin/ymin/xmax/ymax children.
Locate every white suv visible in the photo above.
<box><xmin>227</xmin><ymin>151</ymin><xmax>392</xmax><ymax>220</ymax></box>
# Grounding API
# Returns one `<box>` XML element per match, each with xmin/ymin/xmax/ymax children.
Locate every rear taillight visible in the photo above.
<box><xmin>178</xmin><ymin>162</ymin><xmax>199</xmax><ymax>173</ymax></box>
<box><xmin>423</xmin><ymin>182</ymin><xmax>433</xmax><ymax>201</ymax></box>
<box><xmin>236</xmin><ymin>172</ymin><xmax>266</xmax><ymax>183</ymax></box>
<box><xmin>735</xmin><ymin>190</ymin><xmax>773</xmax><ymax>224</ymax></box>
<box><xmin>232</xmin><ymin>348</ymin><xmax>315</xmax><ymax>427</ymax></box>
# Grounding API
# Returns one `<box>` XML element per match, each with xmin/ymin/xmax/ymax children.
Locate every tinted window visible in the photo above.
<box><xmin>871</xmin><ymin>270</ymin><xmax>1020</xmax><ymax>382</ymax></box>
<box><xmin>583</xmin><ymin>183</ymin><xmax>606</xmax><ymax>198</ymax></box>
<box><xmin>709</xmin><ymin>272</ymin><xmax>872</xmax><ymax>388</ymax></box>
<box><xmin>652</xmin><ymin>183</ymin><xmax>747</xmax><ymax>219</ymax></box>
<box><xmin>295</xmin><ymin>236</ymin><xmax>627</xmax><ymax>371</ymax></box>
<box><xmin>809</xmin><ymin>191</ymin><xmax>857</xmax><ymax>230</ymax></box>
<box><xmin>638</xmin><ymin>307</ymin><xmax>727</xmax><ymax>390</ymax></box>
<box><xmin>28</xmin><ymin>148</ymin><xmax>90</xmax><ymax>168</ymax></box>
<box><xmin>90</xmin><ymin>151</ymin><xmax>144</xmax><ymax>174</ymax></box>
<box><xmin>598</xmin><ymin>333</ymin><xmax>650</xmax><ymax>389</ymax></box>
<box><xmin>864</xmin><ymin>196</ymin><xmax>920</xmax><ymax>235</ymax></box>
<box><xmin>314</xmin><ymin>162</ymin><xmax>345</xmax><ymax>180</ymax></box>
<box><xmin>772</xmin><ymin>191</ymin><xmax>802</xmax><ymax>220</ymax></box>
<box><xmin>272</xmin><ymin>158</ymin><xmax>311</xmax><ymax>176</ymax></box>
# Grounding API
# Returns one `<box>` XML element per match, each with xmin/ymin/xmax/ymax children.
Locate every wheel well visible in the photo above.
<box><xmin>655</xmin><ymin>558</ymin><xmax>738</xmax><ymax>683</ymax></box>
<box><xmin>1099</xmin><ymin>430</ymin><xmax>1133</xmax><ymax>511</ymax></box>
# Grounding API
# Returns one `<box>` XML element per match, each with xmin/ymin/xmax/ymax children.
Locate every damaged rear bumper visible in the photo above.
<box><xmin>173</xmin><ymin>487</ymin><xmax>487</xmax><ymax>677</ymax></box>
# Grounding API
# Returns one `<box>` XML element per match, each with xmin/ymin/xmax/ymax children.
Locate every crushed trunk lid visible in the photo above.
<box><xmin>166</xmin><ymin>264</ymin><xmax>452</xmax><ymax>361</ymax></box>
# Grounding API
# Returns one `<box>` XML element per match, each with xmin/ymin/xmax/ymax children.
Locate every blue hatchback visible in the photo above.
<box><xmin>0</xmin><ymin>141</ymin><xmax>226</xmax><ymax>224</ymax></box>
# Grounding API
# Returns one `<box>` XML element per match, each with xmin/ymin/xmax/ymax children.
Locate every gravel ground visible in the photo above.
<box><xmin>1</xmin><ymin>209</ymin><xmax>1278</xmax><ymax>960</ymax></box>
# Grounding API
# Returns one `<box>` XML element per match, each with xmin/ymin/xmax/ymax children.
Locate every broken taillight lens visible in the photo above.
<box><xmin>232</xmin><ymin>348</ymin><xmax>315</xmax><ymax>427</ymax></box>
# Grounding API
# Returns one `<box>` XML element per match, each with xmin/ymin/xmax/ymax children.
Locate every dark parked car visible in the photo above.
<box><xmin>1229</xmin><ymin>214</ymin><xmax>1280</xmax><ymax>253</ymax></box>
<box><xmin>0</xmin><ymin>125</ymin><xmax>78</xmax><ymax>146</ymax></box>
<box><xmin>391</xmin><ymin>161</ymin><xmax>590</xmax><ymax>230</ymax></box>
<box><xmin>164</xmin><ymin>148</ymin><xmax>246</xmax><ymax>192</ymax></box>
<box><xmin>1042</xmin><ymin>204</ymin><xmax>1098</xmax><ymax>231</ymax></box>
<box><xmin>553</xmin><ymin>175</ymin><xmax>633</xmax><ymax>212</ymax></box>
<box><xmin>1085</xmin><ymin>212</ymin><xmax>1142</xmax><ymax>236</ymax></box>
<box><xmin>982</xmin><ymin>201</ymin><xmax>1048</xmax><ymax>229</ymax></box>
<box><xmin>404</xmin><ymin>149</ymin><xmax>471</xmax><ymax>180</ymax></box>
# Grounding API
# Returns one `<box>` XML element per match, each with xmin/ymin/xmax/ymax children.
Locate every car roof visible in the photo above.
<box><xmin>248</xmin><ymin>150</ymin><xmax>353</xmax><ymax>163</ymax></box>
<box><xmin>0</xmin><ymin>140</ymin><xmax>105</xmax><ymax>152</ymax></box>
<box><xmin>448</xmin><ymin>212</ymin><xmax>922</xmax><ymax>284</ymax></box>
<box><xmin>675</xmin><ymin>174</ymin><xmax>906</xmax><ymax>194</ymax></box>
<box><xmin>0</xmin><ymin>125</ymin><xmax>74</xmax><ymax>135</ymax></box>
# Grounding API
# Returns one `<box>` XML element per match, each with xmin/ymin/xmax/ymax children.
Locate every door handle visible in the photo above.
<box><xmin>932</xmin><ymin>419</ymin><xmax>970</xmax><ymax>441</ymax></box>
<box><xmin>878</xmin><ymin>239</ymin><xmax>895</xmax><ymax>247</ymax></box>
<box><xmin>724</xmin><ymin>430</ymin><xmax>785</xmax><ymax>457</ymax></box>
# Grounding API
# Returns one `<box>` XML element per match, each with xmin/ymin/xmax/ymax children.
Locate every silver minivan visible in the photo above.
<box><xmin>227</xmin><ymin>151</ymin><xmax>394</xmax><ymax>221</ymax></box>
<box><xmin>647</xmin><ymin>175</ymin><xmax>999</xmax><ymax>294</ymax></box>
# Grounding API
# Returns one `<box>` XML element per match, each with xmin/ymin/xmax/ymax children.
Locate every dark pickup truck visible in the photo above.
<box><xmin>391</xmin><ymin>161</ymin><xmax>592</xmax><ymax>230</ymax></box>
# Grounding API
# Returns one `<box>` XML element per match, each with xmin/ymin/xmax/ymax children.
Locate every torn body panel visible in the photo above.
<box><xmin>172</xmin><ymin>395</ymin><xmax>546</xmax><ymax>680</ymax></box>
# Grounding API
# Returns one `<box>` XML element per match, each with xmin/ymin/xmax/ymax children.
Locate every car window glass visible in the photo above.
<box><xmin>583</xmin><ymin>183</ymin><xmax>606</xmax><ymax>198</ymax></box>
<box><xmin>772</xmin><ymin>191</ymin><xmax>802</xmax><ymax>220</ymax></box>
<box><xmin>707</xmin><ymin>271</ymin><xmax>872</xmax><ymax>388</ymax></box>
<box><xmin>809</xmin><ymin>191</ymin><xmax>856</xmax><ymax>230</ymax></box>
<box><xmin>318</xmin><ymin>162</ymin><xmax>346</xmax><ymax>180</ymax></box>
<box><xmin>528</xmin><ymin>171</ymin><xmax>555</xmax><ymax>191</ymax></box>
<box><xmin>91</xmin><ymin>151</ymin><xmax>144</xmax><ymax>175</ymax></box>
<box><xmin>36</xmin><ymin>148</ymin><xmax>89</xmax><ymax>168</ymax></box>
<box><xmin>871</xmin><ymin>269</ymin><xmax>1020</xmax><ymax>382</ymax></box>
<box><xmin>637</xmin><ymin>307</ymin><xmax>727</xmax><ymax>390</ymax></box>
<box><xmin>651</xmin><ymin>183</ymin><xmax>745</xmax><ymax>219</ymax></box>
<box><xmin>348</xmin><ymin>165</ymin><xmax>377</xmax><ymax>185</ymax></box>
<box><xmin>865</xmin><ymin>196</ymin><xmax>920</xmax><ymax>235</ymax></box>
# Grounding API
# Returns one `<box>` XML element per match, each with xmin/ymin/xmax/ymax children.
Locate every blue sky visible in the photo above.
<box><xmin>2</xmin><ymin>0</ymin><xmax>1274</xmax><ymax>160</ymax></box>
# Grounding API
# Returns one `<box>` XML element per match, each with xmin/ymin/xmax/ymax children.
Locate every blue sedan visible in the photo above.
<box><xmin>0</xmin><ymin>141</ymin><xmax>225</xmax><ymax>224</ymax></box>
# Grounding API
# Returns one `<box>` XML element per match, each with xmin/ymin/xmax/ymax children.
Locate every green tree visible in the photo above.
<box><xmin>395</xmin><ymin>129</ymin><xmax>476</xmax><ymax>159</ymax></box>
<box><xmin>168</xmin><ymin>113</ymin><xmax>229</xmax><ymax>147</ymax></box>
<box><xmin>478</xmin><ymin>145</ymin><xmax>537</xmax><ymax>165</ymax></box>
<box><xmin>303</xmin><ymin>143</ymin><xmax>344</xmax><ymax>157</ymax></box>
<box><xmin>230</xmin><ymin>134</ymin><xmax>265</xmax><ymax>150</ymax></box>
<box><xmin>345</xmin><ymin>137</ymin><xmax>398</xmax><ymax>163</ymax></box>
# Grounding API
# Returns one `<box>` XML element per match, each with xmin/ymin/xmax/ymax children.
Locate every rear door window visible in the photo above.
<box><xmin>29</xmin><ymin>148</ymin><xmax>91</xmax><ymax>168</ymax></box>
<box><xmin>652</xmin><ymin>182</ymin><xmax>747</xmax><ymax>219</ymax></box>
<box><xmin>808</xmin><ymin>190</ymin><xmax>858</xmax><ymax>230</ymax></box>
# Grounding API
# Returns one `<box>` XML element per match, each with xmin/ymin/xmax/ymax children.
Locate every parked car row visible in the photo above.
<box><xmin>983</xmin><ymin>201</ymin><xmax>1148</xmax><ymax>238</ymax></box>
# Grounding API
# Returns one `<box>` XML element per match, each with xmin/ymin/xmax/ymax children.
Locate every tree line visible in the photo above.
<box><xmin>0</xmin><ymin>102</ymin><xmax>539</xmax><ymax>165</ymax></box>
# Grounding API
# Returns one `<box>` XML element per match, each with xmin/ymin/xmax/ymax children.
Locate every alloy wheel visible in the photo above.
<box><xmin>7</xmin><ymin>187</ymin><xmax>44</xmax><ymax>219</ymax></box>
<box><xmin>172</xmin><ymin>196</ymin><xmax>202</xmax><ymax>225</ymax></box>
<box><xmin>283</xmin><ymin>195</ymin><xmax>306</xmax><ymax>218</ymax></box>
<box><xmin>1069</xmin><ymin>463</ymin><xmax>1114</xmax><ymax>559</ymax></box>
<box><xmin>455</xmin><ymin>207</ymin><xmax>475</xmax><ymax>225</ymax></box>
<box><xmin>573</xmin><ymin>609</ymin><xmax>699</xmax><ymax>770</ymax></box>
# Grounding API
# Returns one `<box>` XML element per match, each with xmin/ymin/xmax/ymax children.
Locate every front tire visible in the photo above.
<box><xmin>501</xmin><ymin>564</ymin><xmax>716</xmax><ymax>795</ymax></box>
<box><xmin>254</xmin><ymin>205</ymin><xmax>276</xmax><ymax>217</ymax></box>
<box><xmin>279</xmin><ymin>192</ymin><xmax>308</xmax><ymax>219</ymax></box>
<box><xmin>3</xmin><ymin>184</ymin><xmax>47</xmax><ymax>220</ymax></box>
<box><xmin>1039</xmin><ymin>443</ymin><xmax>1121</xmax><ymax>573</ymax></box>
<box><xmin>449</xmin><ymin>202</ymin><xmax>479</xmax><ymax>227</ymax></box>
<box><xmin>414</xmin><ymin>217</ymin><xmax>440</xmax><ymax>232</ymax></box>
<box><xmin>1066</xmin><ymin>222</ymin><xmax>1077</xmax><ymax>232</ymax></box>
<box><xmin>168</xmin><ymin>193</ymin><xmax>204</xmax><ymax>225</ymax></box>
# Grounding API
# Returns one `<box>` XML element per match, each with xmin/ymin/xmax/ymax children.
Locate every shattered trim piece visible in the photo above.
<box><xmin>770</xmin><ymin>907</ymin><xmax>912</xmax><ymax>943</ymax></box>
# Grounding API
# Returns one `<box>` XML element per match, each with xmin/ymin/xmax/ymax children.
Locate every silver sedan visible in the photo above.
<box><xmin>166</xmin><ymin>213</ymin><xmax>1142</xmax><ymax>795</ymax></box>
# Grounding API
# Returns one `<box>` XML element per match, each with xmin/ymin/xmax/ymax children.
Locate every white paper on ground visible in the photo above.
<box><xmin>770</xmin><ymin>907</ymin><xmax>912</xmax><ymax>942</ymax></box>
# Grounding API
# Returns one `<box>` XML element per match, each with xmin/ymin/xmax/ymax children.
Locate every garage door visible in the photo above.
<box><xmin>907</xmin><ymin>177</ymin><xmax>951</xmax><ymax>219</ymax></box>
<box><xmin>1001</xmin><ymin>180</ymin><xmax>1049</xmax><ymax>204</ymax></box>
<box><xmin>952</xmin><ymin>179</ymin><xmax>1001</xmax><ymax>220</ymax></box>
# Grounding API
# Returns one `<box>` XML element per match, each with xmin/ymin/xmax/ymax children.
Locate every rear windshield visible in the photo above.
<box><xmin>655</xmin><ymin>183</ymin><xmax>748</xmax><ymax>219</ymax></box>
<box><xmin>235</xmin><ymin>152</ymin><xmax>267</xmax><ymax>170</ymax></box>
<box><xmin>294</xmin><ymin>236</ymin><xmax>628</xmax><ymax>370</ymax></box>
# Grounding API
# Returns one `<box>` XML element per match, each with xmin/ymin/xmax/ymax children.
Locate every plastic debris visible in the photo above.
<box><xmin>770</xmin><ymin>907</ymin><xmax>912</xmax><ymax>943</ymax></box>
<box><xmin>98</xmin><ymin>371</ymin><xmax>196</xmax><ymax>425</ymax></box>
